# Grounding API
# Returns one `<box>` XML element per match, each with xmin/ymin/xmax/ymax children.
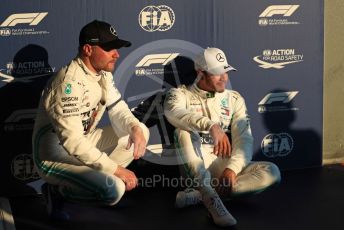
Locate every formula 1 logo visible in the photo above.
<box><xmin>261</xmin><ymin>133</ymin><xmax>294</xmax><ymax>157</ymax></box>
<box><xmin>258</xmin><ymin>91</ymin><xmax>299</xmax><ymax>113</ymax></box>
<box><xmin>136</xmin><ymin>53</ymin><xmax>179</xmax><ymax>67</ymax></box>
<box><xmin>5</xmin><ymin>109</ymin><xmax>37</xmax><ymax>123</ymax></box>
<box><xmin>135</xmin><ymin>53</ymin><xmax>179</xmax><ymax>76</ymax></box>
<box><xmin>259</xmin><ymin>91</ymin><xmax>298</xmax><ymax>105</ymax></box>
<box><xmin>139</xmin><ymin>5</ymin><xmax>175</xmax><ymax>32</ymax></box>
<box><xmin>258</xmin><ymin>5</ymin><xmax>300</xmax><ymax>26</ymax></box>
<box><xmin>0</xmin><ymin>12</ymin><xmax>49</xmax><ymax>36</ymax></box>
<box><xmin>0</xmin><ymin>12</ymin><xmax>48</xmax><ymax>27</ymax></box>
<box><xmin>259</xmin><ymin>5</ymin><xmax>299</xmax><ymax>18</ymax></box>
<box><xmin>3</xmin><ymin>109</ymin><xmax>37</xmax><ymax>132</ymax></box>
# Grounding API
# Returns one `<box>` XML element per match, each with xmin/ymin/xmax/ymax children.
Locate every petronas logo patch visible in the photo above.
<box><xmin>64</xmin><ymin>83</ymin><xmax>72</xmax><ymax>94</ymax></box>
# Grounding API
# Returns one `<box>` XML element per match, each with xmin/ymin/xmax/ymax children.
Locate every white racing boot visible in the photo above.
<box><xmin>197</xmin><ymin>170</ymin><xmax>236</xmax><ymax>227</ymax></box>
<box><xmin>175</xmin><ymin>188</ymin><xmax>202</xmax><ymax>208</ymax></box>
<box><xmin>201</xmin><ymin>188</ymin><xmax>237</xmax><ymax>227</ymax></box>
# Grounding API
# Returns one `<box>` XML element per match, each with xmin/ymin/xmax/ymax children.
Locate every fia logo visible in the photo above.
<box><xmin>11</xmin><ymin>154</ymin><xmax>40</xmax><ymax>181</ymax></box>
<box><xmin>139</xmin><ymin>5</ymin><xmax>175</xmax><ymax>32</ymax></box>
<box><xmin>261</xmin><ymin>133</ymin><xmax>294</xmax><ymax>157</ymax></box>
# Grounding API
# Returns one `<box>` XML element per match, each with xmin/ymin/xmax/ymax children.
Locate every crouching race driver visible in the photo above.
<box><xmin>32</xmin><ymin>20</ymin><xmax>149</xmax><ymax>220</ymax></box>
<box><xmin>164</xmin><ymin>47</ymin><xmax>281</xmax><ymax>227</ymax></box>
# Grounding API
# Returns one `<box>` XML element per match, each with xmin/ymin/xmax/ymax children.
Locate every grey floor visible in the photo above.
<box><xmin>9</xmin><ymin>163</ymin><xmax>344</xmax><ymax>230</ymax></box>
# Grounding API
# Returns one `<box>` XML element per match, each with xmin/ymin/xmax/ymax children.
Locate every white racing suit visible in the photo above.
<box><xmin>32</xmin><ymin>58</ymin><xmax>149</xmax><ymax>205</ymax></box>
<box><xmin>164</xmin><ymin>83</ymin><xmax>280</xmax><ymax>196</ymax></box>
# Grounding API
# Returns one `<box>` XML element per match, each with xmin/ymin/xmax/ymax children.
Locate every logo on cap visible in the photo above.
<box><xmin>110</xmin><ymin>26</ymin><xmax>117</xmax><ymax>36</ymax></box>
<box><xmin>216</xmin><ymin>53</ymin><xmax>225</xmax><ymax>62</ymax></box>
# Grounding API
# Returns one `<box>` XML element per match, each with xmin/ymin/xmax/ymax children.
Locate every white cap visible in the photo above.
<box><xmin>194</xmin><ymin>47</ymin><xmax>236</xmax><ymax>75</ymax></box>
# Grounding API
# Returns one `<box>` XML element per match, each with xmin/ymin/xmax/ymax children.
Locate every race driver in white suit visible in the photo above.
<box><xmin>32</xmin><ymin>20</ymin><xmax>149</xmax><ymax>220</ymax></box>
<box><xmin>164</xmin><ymin>47</ymin><xmax>281</xmax><ymax>227</ymax></box>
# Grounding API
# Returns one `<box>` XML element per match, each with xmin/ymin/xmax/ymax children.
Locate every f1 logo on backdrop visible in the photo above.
<box><xmin>136</xmin><ymin>53</ymin><xmax>179</xmax><ymax>67</ymax></box>
<box><xmin>258</xmin><ymin>5</ymin><xmax>300</xmax><ymax>26</ymax></box>
<box><xmin>0</xmin><ymin>12</ymin><xmax>49</xmax><ymax>36</ymax></box>
<box><xmin>0</xmin><ymin>12</ymin><xmax>48</xmax><ymax>27</ymax></box>
<box><xmin>135</xmin><ymin>53</ymin><xmax>179</xmax><ymax>76</ymax></box>
<box><xmin>3</xmin><ymin>109</ymin><xmax>37</xmax><ymax>132</ymax></box>
<box><xmin>258</xmin><ymin>91</ymin><xmax>299</xmax><ymax>113</ymax></box>
<box><xmin>259</xmin><ymin>91</ymin><xmax>298</xmax><ymax>105</ymax></box>
<box><xmin>139</xmin><ymin>5</ymin><xmax>175</xmax><ymax>32</ymax></box>
<box><xmin>259</xmin><ymin>5</ymin><xmax>300</xmax><ymax>18</ymax></box>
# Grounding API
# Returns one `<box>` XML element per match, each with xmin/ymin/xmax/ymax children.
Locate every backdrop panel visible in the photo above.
<box><xmin>0</xmin><ymin>0</ymin><xmax>323</xmax><ymax>195</ymax></box>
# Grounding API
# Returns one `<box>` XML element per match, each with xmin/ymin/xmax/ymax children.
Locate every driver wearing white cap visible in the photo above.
<box><xmin>164</xmin><ymin>47</ymin><xmax>281</xmax><ymax>227</ymax></box>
